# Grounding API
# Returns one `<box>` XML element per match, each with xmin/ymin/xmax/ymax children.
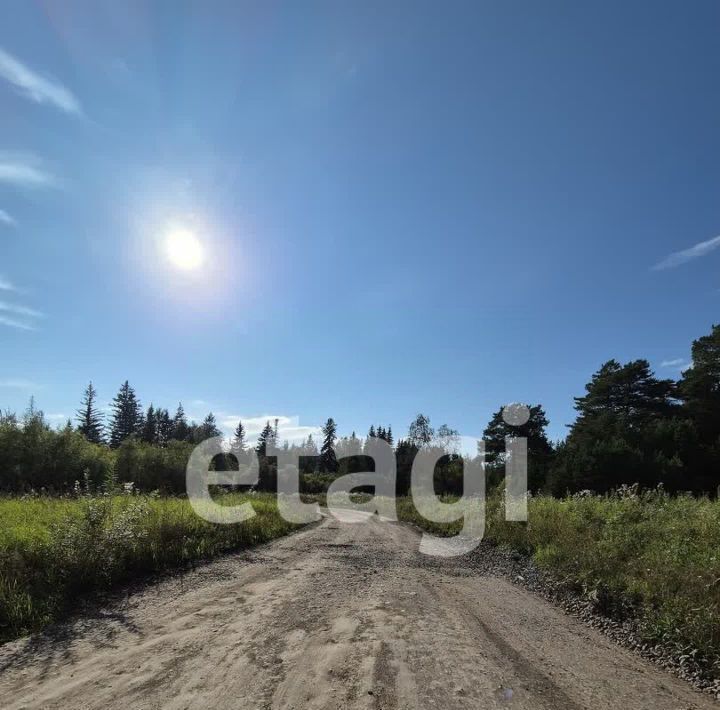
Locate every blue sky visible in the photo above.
<box><xmin>1</xmin><ymin>1</ymin><xmax>719</xmax><ymax>445</ymax></box>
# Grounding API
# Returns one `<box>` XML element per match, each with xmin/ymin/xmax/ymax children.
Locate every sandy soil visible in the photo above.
<box><xmin>0</xmin><ymin>510</ymin><xmax>714</xmax><ymax>709</ymax></box>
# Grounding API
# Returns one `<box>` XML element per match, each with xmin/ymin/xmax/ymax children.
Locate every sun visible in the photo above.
<box><xmin>165</xmin><ymin>228</ymin><xmax>204</xmax><ymax>271</ymax></box>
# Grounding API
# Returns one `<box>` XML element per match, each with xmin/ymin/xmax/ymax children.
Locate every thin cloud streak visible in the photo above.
<box><xmin>0</xmin><ymin>47</ymin><xmax>82</xmax><ymax>115</ymax></box>
<box><xmin>0</xmin><ymin>315</ymin><xmax>36</xmax><ymax>331</ymax></box>
<box><xmin>0</xmin><ymin>152</ymin><xmax>56</xmax><ymax>189</ymax></box>
<box><xmin>0</xmin><ymin>209</ymin><xmax>15</xmax><ymax>226</ymax></box>
<box><xmin>0</xmin><ymin>301</ymin><xmax>43</xmax><ymax>318</ymax></box>
<box><xmin>0</xmin><ymin>378</ymin><xmax>41</xmax><ymax>389</ymax></box>
<box><xmin>0</xmin><ymin>276</ymin><xmax>16</xmax><ymax>291</ymax></box>
<box><xmin>652</xmin><ymin>235</ymin><xmax>720</xmax><ymax>271</ymax></box>
<box><xmin>660</xmin><ymin>358</ymin><xmax>685</xmax><ymax>368</ymax></box>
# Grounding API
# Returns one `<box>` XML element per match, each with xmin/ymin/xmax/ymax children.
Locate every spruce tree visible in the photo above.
<box><xmin>198</xmin><ymin>412</ymin><xmax>221</xmax><ymax>440</ymax></box>
<box><xmin>231</xmin><ymin>420</ymin><xmax>247</xmax><ymax>454</ymax></box>
<box><xmin>320</xmin><ymin>418</ymin><xmax>338</xmax><ymax>473</ymax></box>
<box><xmin>156</xmin><ymin>408</ymin><xmax>172</xmax><ymax>446</ymax></box>
<box><xmin>172</xmin><ymin>403</ymin><xmax>189</xmax><ymax>441</ymax></box>
<box><xmin>141</xmin><ymin>404</ymin><xmax>157</xmax><ymax>443</ymax></box>
<box><xmin>256</xmin><ymin>421</ymin><xmax>274</xmax><ymax>458</ymax></box>
<box><xmin>109</xmin><ymin>381</ymin><xmax>143</xmax><ymax>448</ymax></box>
<box><xmin>76</xmin><ymin>381</ymin><xmax>104</xmax><ymax>444</ymax></box>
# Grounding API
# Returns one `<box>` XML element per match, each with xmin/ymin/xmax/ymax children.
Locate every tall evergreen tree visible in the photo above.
<box><xmin>156</xmin><ymin>408</ymin><xmax>172</xmax><ymax>446</ymax></box>
<box><xmin>76</xmin><ymin>381</ymin><xmax>104</xmax><ymax>444</ymax></box>
<box><xmin>303</xmin><ymin>433</ymin><xmax>318</xmax><ymax>457</ymax></box>
<box><xmin>141</xmin><ymin>404</ymin><xmax>157</xmax><ymax>443</ymax></box>
<box><xmin>109</xmin><ymin>381</ymin><xmax>142</xmax><ymax>448</ymax></box>
<box><xmin>256</xmin><ymin>421</ymin><xmax>275</xmax><ymax>458</ymax></box>
<box><xmin>550</xmin><ymin>360</ymin><xmax>680</xmax><ymax>494</ymax></box>
<box><xmin>483</xmin><ymin>404</ymin><xmax>554</xmax><ymax>491</ymax></box>
<box><xmin>197</xmin><ymin>412</ymin><xmax>221</xmax><ymax>441</ymax></box>
<box><xmin>172</xmin><ymin>403</ymin><xmax>189</xmax><ymax>441</ymax></box>
<box><xmin>319</xmin><ymin>418</ymin><xmax>338</xmax><ymax>473</ymax></box>
<box><xmin>231</xmin><ymin>420</ymin><xmax>247</xmax><ymax>454</ymax></box>
<box><xmin>680</xmin><ymin>324</ymin><xmax>720</xmax><ymax>443</ymax></box>
<box><xmin>255</xmin><ymin>421</ymin><xmax>277</xmax><ymax>490</ymax></box>
<box><xmin>572</xmin><ymin>359</ymin><xmax>676</xmax><ymax>428</ymax></box>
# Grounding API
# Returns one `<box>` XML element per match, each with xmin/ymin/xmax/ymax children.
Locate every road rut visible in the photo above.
<box><xmin>0</xmin><ymin>511</ymin><xmax>713</xmax><ymax>709</ymax></box>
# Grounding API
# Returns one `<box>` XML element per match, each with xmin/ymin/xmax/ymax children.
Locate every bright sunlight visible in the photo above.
<box><xmin>165</xmin><ymin>228</ymin><xmax>204</xmax><ymax>271</ymax></box>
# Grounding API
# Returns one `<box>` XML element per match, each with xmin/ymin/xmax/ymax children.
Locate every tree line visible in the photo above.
<box><xmin>1</xmin><ymin>323</ymin><xmax>718</xmax><ymax>496</ymax></box>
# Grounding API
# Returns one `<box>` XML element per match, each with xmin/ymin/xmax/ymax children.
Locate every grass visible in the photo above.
<box><xmin>0</xmin><ymin>492</ymin><xmax>302</xmax><ymax>642</ymax></box>
<box><xmin>397</xmin><ymin>487</ymin><xmax>720</xmax><ymax>679</ymax></box>
<box><xmin>4</xmin><ymin>487</ymin><xmax>720</xmax><ymax>680</ymax></box>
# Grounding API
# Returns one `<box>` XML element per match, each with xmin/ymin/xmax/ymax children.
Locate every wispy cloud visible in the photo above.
<box><xmin>0</xmin><ymin>301</ymin><xmax>43</xmax><ymax>318</ymax></box>
<box><xmin>652</xmin><ymin>235</ymin><xmax>720</xmax><ymax>271</ymax></box>
<box><xmin>660</xmin><ymin>358</ymin><xmax>685</xmax><ymax>368</ymax></box>
<box><xmin>0</xmin><ymin>276</ymin><xmax>16</xmax><ymax>292</ymax></box>
<box><xmin>0</xmin><ymin>152</ymin><xmax>56</xmax><ymax>189</ymax></box>
<box><xmin>0</xmin><ymin>288</ymin><xmax>42</xmax><ymax>330</ymax></box>
<box><xmin>0</xmin><ymin>209</ymin><xmax>15</xmax><ymax>227</ymax></box>
<box><xmin>217</xmin><ymin>414</ymin><xmax>322</xmax><ymax>446</ymax></box>
<box><xmin>0</xmin><ymin>315</ymin><xmax>36</xmax><ymax>331</ymax></box>
<box><xmin>0</xmin><ymin>378</ymin><xmax>41</xmax><ymax>389</ymax></box>
<box><xmin>0</xmin><ymin>47</ymin><xmax>81</xmax><ymax>115</ymax></box>
<box><xmin>660</xmin><ymin>358</ymin><xmax>692</xmax><ymax>372</ymax></box>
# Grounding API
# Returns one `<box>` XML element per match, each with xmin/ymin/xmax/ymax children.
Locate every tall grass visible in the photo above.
<box><xmin>398</xmin><ymin>487</ymin><xmax>720</xmax><ymax>677</ymax></box>
<box><xmin>0</xmin><ymin>493</ymin><xmax>301</xmax><ymax>641</ymax></box>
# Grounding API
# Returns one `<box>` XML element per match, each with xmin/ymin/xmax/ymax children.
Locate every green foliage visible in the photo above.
<box><xmin>114</xmin><ymin>438</ymin><xmax>195</xmax><ymax>492</ymax></box>
<box><xmin>319</xmin><ymin>417</ymin><xmax>338</xmax><ymax>473</ymax></box>
<box><xmin>547</xmin><ymin>347</ymin><xmax>719</xmax><ymax>493</ymax></box>
<box><xmin>398</xmin><ymin>488</ymin><xmax>720</xmax><ymax>677</ymax></box>
<box><xmin>109</xmin><ymin>381</ymin><xmax>143</xmax><ymax>448</ymax></box>
<box><xmin>483</xmin><ymin>404</ymin><xmax>554</xmax><ymax>492</ymax></box>
<box><xmin>0</xmin><ymin>414</ymin><xmax>113</xmax><ymax>492</ymax></box>
<box><xmin>0</xmin><ymin>493</ymin><xmax>300</xmax><ymax>641</ymax></box>
<box><xmin>76</xmin><ymin>381</ymin><xmax>104</xmax><ymax>444</ymax></box>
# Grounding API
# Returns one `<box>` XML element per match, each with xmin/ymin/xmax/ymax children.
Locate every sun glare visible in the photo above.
<box><xmin>165</xmin><ymin>228</ymin><xmax>204</xmax><ymax>271</ymax></box>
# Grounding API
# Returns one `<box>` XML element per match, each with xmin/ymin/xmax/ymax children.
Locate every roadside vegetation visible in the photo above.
<box><xmin>0</xmin><ymin>322</ymin><xmax>718</xmax><ymax>671</ymax></box>
<box><xmin>399</xmin><ymin>487</ymin><xmax>720</xmax><ymax>679</ymax></box>
<box><xmin>0</xmin><ymin>492</ymin><xmax>300</xmax><ymax>642</ymax></box>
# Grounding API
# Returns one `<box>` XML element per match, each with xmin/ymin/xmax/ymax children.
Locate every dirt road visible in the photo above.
<box><xmin>0</xmin><ymin>511</ymin><xmax>713</xmax><ymax>709</ymax></box>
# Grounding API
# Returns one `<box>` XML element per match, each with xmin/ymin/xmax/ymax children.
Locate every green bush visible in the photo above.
<box><xmin>0</xmin><ymin>493</ymin><xmax>300</xmax><ymax>641</ymax></box>
<box><xmin>398</xmin><ymin>487</ymin><xmax>720</xmax><ymax>677</ymax></box>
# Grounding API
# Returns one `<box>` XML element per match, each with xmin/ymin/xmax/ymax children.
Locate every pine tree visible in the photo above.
<box><xmin>142</xmin><ymin>404</ymin><xmax>157</xmax><ymax>443</ymax></box>
<box><xmin>680</xmin><ymin>324</ymin><xmax>720</xmax><ymax>443</ymax></box>
<box><xmin>304</xmin><ymin>433</ymin><xmax>318</xmax><ymax>457</ymax></box>
<box><xmin>109</xmin><ymin>381</ymin><xmax>143</xmax><ymax>448</ymax></box>
<box><xmin>231</xmin><ymin>420</ymin><xmax>246</xmax><ymax>454</ymax></box>
<box><xmin>76</xmin><ymin>381</ymin><xmax>104</xmax><ymax>444</ymax></box>
<box><xmin>483</xmin><ymin>404</ymin><xmax>554</xmax><ymax>491</ymax></box>
<box><xmin>172</xmin><ymin>403</ymin><xmax>189</xmax><ymax>441</ymax></box>
<box><xmin>320</xmin><ymin>418</ymin><xmax>338</xmax><ymax>473</ymax></box>
<box><xmin>386</xmin><ymin>426</ymin><xmax>394</xmax><ymax>447</ymax></box>
<box><xmin>197</xmin><ymin>412</ymin><xmax>221</xmax><ymax>440</ymax></box>
<box><xmin>256</xmin><ymin>421</ymin><xmax>274</xmax><ymax>457</ymax></box>
<box><xmin>156</xmin><ymin>408</ymin><xmax>172</xmax><ymax>446</ymax></box>
<box><xmin>255</xmin><ymin>421</ymin><xmax>277</xmax><ymax>490</ymax></box>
